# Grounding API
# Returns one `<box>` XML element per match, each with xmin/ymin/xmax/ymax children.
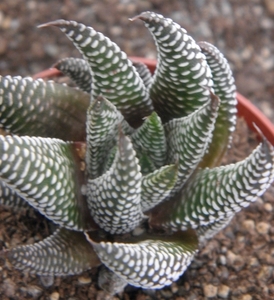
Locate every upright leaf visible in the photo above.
<box><xmin>87</xmin><ymin>131</ymin><xmax>144</xmax><ymax>234</ymax></box>
<box><xmin>39</xmin><ymin>20</ymin><xmax>153</xmax><ymax>126</ymax></box>
<box><xmin>133</xmin><ymin>11</ymin><xmax>213</xmax><ymax>122</ymax></box>
<box><xmin>198</xmin><ymin>41</ymin><xmax>237</xmax><ymax>167</ymax></box>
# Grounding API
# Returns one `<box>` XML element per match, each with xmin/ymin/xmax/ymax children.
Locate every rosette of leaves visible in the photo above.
<box><xmin>0</xmin><ymin>11</ymin><xmax>273</xmax><ymax>294</ymax></box>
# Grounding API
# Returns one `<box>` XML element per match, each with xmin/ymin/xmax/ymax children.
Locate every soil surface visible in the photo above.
<box><xmin>0</xmin><ymin>1</ymin><xmax>274</xmax><ymax>300</ymax></box>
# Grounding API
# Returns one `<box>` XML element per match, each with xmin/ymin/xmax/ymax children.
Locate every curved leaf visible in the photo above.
<box><xmin>87</xmin><ymin>230</ymin><xmax>197</xmax><ymax>289</ymax></box>
<box><xmin>0</xmin><ymin>76</ymin><xmax>89</xmax><ymax>140</ymax></box>
<box><xmin>164</xmin><ymin>92</ymin><xmax>219</xmax><ymax>193</ymax></box>
<box><xmin>39</xmin><ymin>20</ymin><xmax>153</xmax><ymax>127</ymax></box>
<box><xmin>53</xmin><ymin>57</ymin><xmax>92</xmax><ymax>93</ymax></box>
<box><xmin>0</xmin><ymin>135</ymin><xmax>93</xmax><ymax>230</ymax></box>
<box><xmin>133</xmin><ymin>11</ymin><xmax>213</xmax><ymax>122</ymax></box>
<box><xmin>6</xmin><ymin>228</ymin><xmax>100</xmax><ymax>275</ymax></box>
<box><xmin>151</xmin><ymin>137</ymin><xmax>274</xmax><ymax>239</ymax></box>
<box><xmin>198</xmin><ymin>41</ymin><xmax>237</xmax><ymax>167</ymax></box>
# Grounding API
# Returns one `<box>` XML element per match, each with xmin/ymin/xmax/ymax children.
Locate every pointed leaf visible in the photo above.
<box><xmin>86</xmin><ymin>96</ymin><xmax>124</xmax><ymax>179</ymax></box>
<box><xmin>87</xmin><ymin>131</ymin><xmax>144</xmax><ymax>234</ymax></box>
<box><xmin>6</xmin><ymin>228</ymin><xmax>100</xmax><ymax>275</ymax></box>
<box><xmin>0</xmin><ymin>76</ymin><xmax>89</xmax><ymax>140</ymax></box>
<box><xmin>164</xmin><ymin>92</ymin><xmax>219</xmax><ymax>193</ymax></box>
<box><xmin>0</xmin><ymin>135</ymin><xmax>92</xmax><ymax>230</ymax></box>
<box><xmin>198</xmin><ymin>41</ymin><xmax>237</xmax><ymax>167</ymax></box>
<box><xmin>53</xmin><ymin>57</ymin><xmax>92</xmax><ymax>93</ymax></box>
<box><xmin>133</xmin><ymin>12</ymin><xmax>213</xmax><ymax>122</ymax></box>
<box><xmin>141</xmin><ymin>164</ymin><xmax>178</xmax><ymax>212</ymax></box>
<box><xmin>151</xmin><ymin>137</ymin><xmax>274</xmax><ymax>238</ymax></box>
<box><xmin>39</xmin><ymin>20</ymin><xmax>153</xmax><ymax>126</ymax></box>
<box><xmin>138</xmin><ymin>153</ymin><xmax>156</xmax><ymax>175</ymax></box>
<box><xmin>87</xmin><ymin>230</ymin><xmax>197</xmax><ymax>289</ymax></box>
<box><xmin>131</xmin><ymin>112</ymin><xmax>166</xmax><ymax>169</ymax></box>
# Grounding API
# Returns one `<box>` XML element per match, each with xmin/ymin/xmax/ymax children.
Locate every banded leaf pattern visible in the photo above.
<box><xmin>0</xmin><ymin>181</ymin><xmax>28</xmax><ymax>209</ymax></box>
<box><xmin>39</xmin><ymin>20</ymin><xmax>153</xmax><ymax>126</ymax></box>
<box><xmin>158</xmin><ymin>138</ymin><xmax>274</xmax><ymax>238</ymax></box>
<box><xmin>165</xmin><ymin>93</ymin><xmax>219</xmax><ymax>192</ymax></box>
<box><xmin>198</xmin><ymin>41</ymin><xmax>238</xmax><ymax>167</ymax></box>
<box><xmin>0</xmin><ymin>76</ymin><xmax>89</xmax><ymax>141</ymax></box>
<box><xmin>7</xmin><ymin>228</ymin><xmax>100</xmax><ymax>275</ymax></box>
<box><xmin>87</xmin><ymin>132</ymin><xmax>144</xmax><ymax>234</ymax></box>
<box><xmin>90</xmin><ymin>239</ymin><xmax>196</xmax><ymax>289</ymax></box>
<box><xmin>0</xmin><ymin>135</ymin><xmax>87</xmax><ymax>230</ymax></box>
<box><xmin>134</xmin><ymin>11</ymin><xmax>213</xmax><ymax>122</ymax></box>
<box><xmin>131</xmin><ymin>112</ymin><xmax>166</xmax><ymax>171</ymax></box>
<box><xmin>141</xmin><ymin>163</ymin><xmax>178</xmax><ymax>212</ymax></box>
<box><xmin>53</xmin><ymin>57</ymin><xmax>92</xmax><ymax>93</ymax></box>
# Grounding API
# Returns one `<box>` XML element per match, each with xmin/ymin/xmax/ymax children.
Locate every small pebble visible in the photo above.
<box><xmin>243</xmin><ymin>219</ymin><xmax>255</xmax><ymax>231</ymax></box>
<box><xmin>263</xmin><ymin>202</ymin><xmax>272</xmax><ymax>212</ymax></box>
<box><xmin>241</xmin><ymin>294</ymin><xmax>252</xmax><ymax>300</ymax></box>
<box><xmin>78</xmin><ymin>276</ymin><xmax>91</xmax><ymax>285</ymax></box>
<box><xmin>256</xmin><ymin>221</ymin><xmax>270</xmax><ymax>235</ymax></box>
<box><xmin>50</xmin><ymin>291</ymin><xmax>60</xmax><ymax>300</ymax></box>
<box><xmin>218</xmin><ymin>284</ymin><xmax>230</xmax><ymax>298</ymax></box>
<box><xmin>203</xmin><ymin>284</ymin><xmax>217</xmax><ymax>298</ymax></box>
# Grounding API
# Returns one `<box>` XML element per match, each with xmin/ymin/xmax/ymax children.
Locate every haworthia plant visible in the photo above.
<box><xmin>0</xmin><ymin>11</ymin><xmax>273</xmax><ymax>295</ymax></box>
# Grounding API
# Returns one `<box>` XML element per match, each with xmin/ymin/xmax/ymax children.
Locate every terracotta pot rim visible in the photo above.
<box><xmin>32</xmin><ymin>56</ymin><xmax>274</xmax><ymax>145</ymax></box>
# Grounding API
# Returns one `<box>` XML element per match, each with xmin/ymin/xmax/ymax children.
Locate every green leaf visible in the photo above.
<box><xmin>39</xmin><ymin>20</ymin><xmax>153</xmax><ymax>127</ymax></box>
<box><xmin>141</xmin><ymin>163</ymin><xmax>178</xmax><ymax>212</ymax></box>
<box><xmin>132</xmin><ymin>61</ymin><xmax>153</xmax><ymax>88</ymax></box>
<box><xmin>87</xmin><ymin>131</ymin><xmax>144</xmax><ymax>234</ymax></box>
<box><xmin>6</xmin><ymin>228</ymin><xmax>100</xmax><ymax>275</ymax></box>
<box><xmin>151</xmin><ymin>137</ymin><xmax>274</xmax><ymax>239</ymax></box>
<box><xmin>133</xmin><ymin>12</ymin><xmax>213</xmax><ymax>122</ymax></box>
<box><xmin>86</xmin><ymin>96</ymin><xmax>125</xmax><ymax>179</ymax></box>
<box><xmin>131</xmin><ymin>112</ymin><xmax>166</xmax><ymax>169</ymax></box>
<box><xmin>198</xmin><ymin>41</ymin><xmax>237</xmax><ymax>167</ymax></box>
<box><xmin>0</xmin><ymin>135</ymin><xmax>93</xmax><ymax>230</ymax></box>
<box><xmin>0</xmin><ymin>181</ymin><xmax>29</xmax><ymax>209</ymax></box>
<box><xmin>87</xmin><ymin>230</ymin><xmax>197</xmax><ymax>289</ymax></box>
<box><xmin>164</xmin><ymin>92</ymin><xmax>219</xmax><ymax>193</ymax></box>
<box><xmin>0</xmin><ymin>76</ymin><xmax>89</xmax><ymax>140</ymax></box>
<box><xmin>53</xmin><ymin>57</ymin><xmax>92</xmax><ymax>93</ymax></box>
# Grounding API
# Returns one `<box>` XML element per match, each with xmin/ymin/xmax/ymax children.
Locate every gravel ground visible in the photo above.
<box><xmin>0</xmin><ymin>1</ymin><xmax>274</xmax><ymax>299</ymax></box>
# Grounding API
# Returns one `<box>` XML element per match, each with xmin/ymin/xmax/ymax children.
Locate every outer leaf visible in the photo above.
<box><xmin>131</xmin><ymin>112</ymin><xmax>166</xmax><ymax>169</ymax></box>
<box><xmin>87</xmin><ymin>230</ymin><xmax>197</xmax><ymax>289</ymax></box>
<box><xmin>0</xmin><ymin>135</ymin><xmax>92</xmax><ymax>230</ymax></box>
<box><xmin>133</xmin><ymin>11</ymin><xmax>213</xmax><ymax>122</ymax></box>
<box><xmin>6</xmin><ymin>228</ymin><xmax>100</xmax><ymax>275</ymax></box>
<box><xmin>39</xmin><ymin>20</ymin><xmax>153</xmax><ymax>126</ymax></box>
<box><xmin>164</xmin><ymin>92</ymin><xmax>219</xmax><ymax>193</ymax></box>
<box><xmin>141</xmin><ymin>164</ymin><xmax>178</xmax><ymax>212</ymax></box>
<box><xmin>151</xmin><ymin>137</ymin><xmax>274</xmax><ymax>239</ymax></box>
<box><xmin>0</xmin><ymin>76</ymin><xmax>89</xmax><ymax>141</ymax></box>
<box><xmin>0</xmin><ymin>181</ymin><xmax>29</xmax><ymax>209</ymax></box>
<box><xmin>198</xmin><ymin>41</ymin><xmax>237</xmax><ymax>167</ymax></box>
<box><xmin>53</xmin><ymin>57</ymin><xmax>92</xmax><ymax>93</ymax></box>
<box><xmin>87</xmin><ymin>131</ymin><xmax>144</xmax><ymax>234</ymax></box>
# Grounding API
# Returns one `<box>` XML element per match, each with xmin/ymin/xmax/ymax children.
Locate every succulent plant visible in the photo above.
<box><xmin>0</xmin><ymin>11</ymin><xmax>273</xmax><ymax>294</ymax></box>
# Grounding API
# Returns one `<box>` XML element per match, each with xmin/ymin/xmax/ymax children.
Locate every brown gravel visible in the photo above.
<box><xmin>0</xmin><ymin>1</ymin><xmax>274</xmax><ymax>299</ymax></box>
